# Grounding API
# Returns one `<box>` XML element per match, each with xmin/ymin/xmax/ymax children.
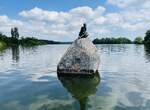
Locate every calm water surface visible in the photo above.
<box><xmin>0</xmin><ymin>44</ymin><xmax>150</xmax><ymax>110</ymax></box>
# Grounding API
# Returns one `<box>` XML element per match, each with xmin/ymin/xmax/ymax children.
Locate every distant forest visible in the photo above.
<box><xmin>0</xmin><ymin>27</ymin><xmax>72</xmax><ymax>49</ymax></box>
<box><xmin>93</xmin><ymin>29</ymin><xmax>150</xmax><ymax>45</ymax></box>
<box><xmin>93</xmin><ymin>37</ymin><xmax>143</xmax><ymax>44</ymax></box>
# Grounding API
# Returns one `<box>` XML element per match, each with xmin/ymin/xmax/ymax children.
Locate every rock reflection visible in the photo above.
<box><xmin>58</xmin><ymin>73</ymin><xmax>100</xmax><ymax>110</ymax></box>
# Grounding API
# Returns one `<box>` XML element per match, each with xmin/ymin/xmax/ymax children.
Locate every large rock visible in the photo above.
<box><xmin>57</xmin><ymin>37</ymin><xmax>100</xmax><ymax>75</ymax></box>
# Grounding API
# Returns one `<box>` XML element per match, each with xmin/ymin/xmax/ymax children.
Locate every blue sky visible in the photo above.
<box><xmin>0</xmin><ymin>0</ymin><xmax>119</xmax><ymax>19</ymax></box>
<box><xmin>0</xmin><ymin>0</ymin><xmax>106</xmax><ymax>14</ymax></box>
<box><xmin>0</xmin><ymin>0</ymin><xmax>150</xmax><ymax>41</ymax></box>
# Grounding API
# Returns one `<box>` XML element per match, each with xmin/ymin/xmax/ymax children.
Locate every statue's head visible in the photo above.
<box><xmin>83</xmin><ymin>23</ymin><xmax>86</xmax><ymax>27</ymax></box>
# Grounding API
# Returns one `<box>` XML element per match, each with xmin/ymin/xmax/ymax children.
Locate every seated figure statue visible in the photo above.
<box><xmin>78</xmin><ymin>23</ymin><xmax>88</xmax><ymax>39</ymax></box>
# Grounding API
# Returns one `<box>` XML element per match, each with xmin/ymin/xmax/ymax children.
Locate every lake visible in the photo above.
<box><xmin>0</xmin><ymin>44</ymin><xmax>150</xmax><ymax>110</ymax></box>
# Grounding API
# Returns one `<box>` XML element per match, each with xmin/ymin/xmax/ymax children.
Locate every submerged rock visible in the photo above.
<box><xmin>57</xmin><ymin>36</ymin><xmax>100</xmax><ymax>75</ymax></box>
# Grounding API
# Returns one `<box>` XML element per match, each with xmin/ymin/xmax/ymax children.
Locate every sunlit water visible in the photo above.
<box><xmin>0</xmin><ymin>44</ymin><xmax>150</xmax><ymax>110</ymax></box>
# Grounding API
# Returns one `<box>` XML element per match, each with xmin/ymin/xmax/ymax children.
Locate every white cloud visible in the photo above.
<box><xmin>70</xmin><ymin>6</ymin><xmax>93</xmax><ymax>17</ymax></box>
<box><xmin>18</xmin><ymin>6</ymin><xmax>109</xmax><ymax>41</ymax></box>
<box><xmin>107</xmin><ymin>0</ymin><xmax>150</xmax><ymax>8</ymax></box>
<box><xmin>107</xmin><ymin>0</ymin><xmax>137</xmax><ymax>8</ymax></box>
<box><xmin>0</xmin><ymin>15</ymin><xmax>23</xmax><ymax>35</ymax></box>
<box><xmin>0</xmin><ymin>15</ymin><xmax>23</xmax><ymax>27</ymax></box>
<box><xmin>105</xmin><ymin>13</ymin><xmax>146</xmax><ymax>31</ymax></box>
<box><xmin>106</xmin><ymin>0</ymin><xmax>150</xmax><ymax>32</ymax></box>
<box><xmin>19</xmin><ymin>7</ymin><xmax>70</xmax><ymax>24</ymax></box>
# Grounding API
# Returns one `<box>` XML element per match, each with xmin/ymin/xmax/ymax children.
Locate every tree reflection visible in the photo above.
<box><xmin>11</xmin><ymin>45</ymin><xmax>19</xmax><ymax>62</ymax></box>
<box><xmin>144</xmin><ymin>45</ymin><xmax>150</xmax><ymax>62</ymax></box>
<box><xmin>58</xmin><ymin>73</ymin><xmax>100</xmax><ymax>110</ymax></box>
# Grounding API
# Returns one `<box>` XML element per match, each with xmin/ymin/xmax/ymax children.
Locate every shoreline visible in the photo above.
<box><xmin>0</xmin><ymin>41</ymin><xmax>7</xmax><ymax>50</ymax></box>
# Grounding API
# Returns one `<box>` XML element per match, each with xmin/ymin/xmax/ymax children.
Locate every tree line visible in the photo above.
<box><xmin>93</xmin><ymin>37</ymin><xmax>132</xmax><ymax>44</ymax></box>
<box><xmin>1</xmin><ymin>27</ymin><xmax>150</xmax><ymax>49</ymax></box>
<box><xmin>0</xmin><ymin>27</ymin><xmax>73</xmax><ymax>49</ymax></box>
<box><xmin>0</xmin><ymin>27</ymin><xmax>48</xmax><ymax>47</ymax></box>
<box><xmin>93</xmin><ymin>29</ymin><xmax>150</xmax><ymax>44</ymax></box>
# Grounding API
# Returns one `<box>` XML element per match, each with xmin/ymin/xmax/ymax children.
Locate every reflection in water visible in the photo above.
<box><xmin>97</xmin><ymin>44</ymin><xmax>128</xmax><ymax>54</ymax></box>
<box><xmin>114</xmin><ymin>98</ymin><xmax>150</xmax><ymax>110</ymax></box>
<box><xmin>127</xmin><ymin>92</ymin><xmax>144</xmax><ymax>107</ymax></box>
<box><xmin>2</xmin><ymin>45</ymin><xmax>38</xmax><ymax>62</ymax></box>
<box><xmin>58</xmin><ymin>73</ymin><xmax>100</xmax><ymax>110</ymax></box>
<box><xmin>11</xmin><ymin>46</ymin><xmax>20</xmax><ymax>62</ymax></box>
<box><xmin>0</xmin><ymin>48</ymin><xmax>6</xmax><ymax>59</ymax></box>
<box><xmin>144</xmin><ymin>45</ymin><xmax>150</xmax><ymax>62</ymax></box>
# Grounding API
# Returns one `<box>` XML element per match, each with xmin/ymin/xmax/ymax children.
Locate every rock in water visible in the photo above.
<box><xmin>57</xmin><ymin>37</ymin><xmax>100</xmax><ymax>75</ymax></box>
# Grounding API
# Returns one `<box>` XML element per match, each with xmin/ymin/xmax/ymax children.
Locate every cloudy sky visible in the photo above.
<box><xmin>0</xmin><ymin>0</ymin><xmax>150</xmax><ymax>41</ymax></box>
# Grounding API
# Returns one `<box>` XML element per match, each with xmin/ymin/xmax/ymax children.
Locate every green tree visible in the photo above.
<box><xmin>11</xmin><ymin>27</ymin><xmax>19</xmax><ymax>45</ymax></box>
<box><xmin>11</xmin><ymin>28</ymin><xmax>14</xmax><ymax>38</ymax></box>
<box><xmin>93</xmin><ymin>37</ymin><xmax>132</xmax><ymax>44</ymax></box>
<box><xmin>134</xmin><ymin>37</ymin><xmax>143</xmax><ymax>44</ymax></box>
<box><xmin>11</xmin><ymin>27</ymin><xmax>19</xmax><ymax>39</ymax></box>
<box><xmin>144</xmin><ymin>29</ymin><xmax>150</xmax><ymax>44</ymax></box>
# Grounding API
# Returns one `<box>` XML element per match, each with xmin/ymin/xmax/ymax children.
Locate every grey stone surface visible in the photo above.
<box><xmin>57</xmin><ymin>37</ymin><xmax>100</xmax><ymax>74</ymax></box>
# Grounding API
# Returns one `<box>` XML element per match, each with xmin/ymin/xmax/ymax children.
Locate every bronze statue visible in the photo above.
<box><xmin>78</xmin><ymin>23</ymin><xmax>88</xmax><ymax>39</ymax></box>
